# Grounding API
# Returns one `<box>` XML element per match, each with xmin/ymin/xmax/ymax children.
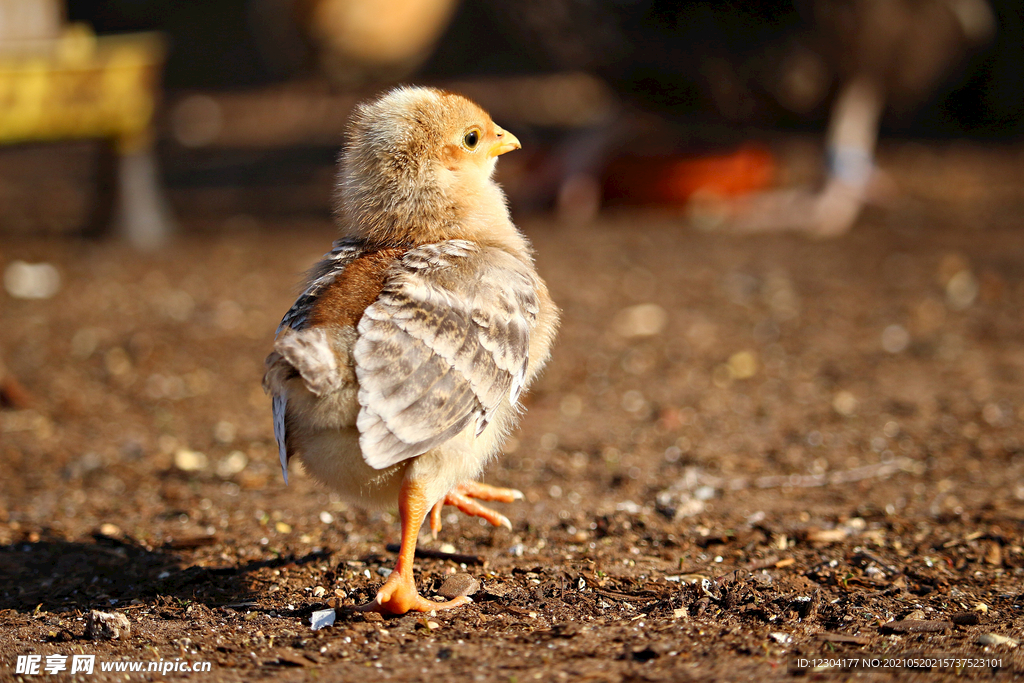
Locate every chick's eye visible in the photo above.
<box><xmin>463</xmin><ymin>130</ymin><xmax>479</xmax><ymax>149</ymax></box>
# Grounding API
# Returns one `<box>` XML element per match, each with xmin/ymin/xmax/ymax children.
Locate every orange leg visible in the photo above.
<box><xmin>359</xmin><ymin>479</ymin><xmax>471</xmax><ymax>615</ymax></box>
<box><xmin>429</xmin><ymin>481</ymin><xmax>524</xmax><ymax>538</ymax></box>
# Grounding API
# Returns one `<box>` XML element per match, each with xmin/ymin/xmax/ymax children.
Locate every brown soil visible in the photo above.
<box><xmin>2</xmin><ymin>142</ymin><xmax>1024</xmax><ymax>681</ymax></box>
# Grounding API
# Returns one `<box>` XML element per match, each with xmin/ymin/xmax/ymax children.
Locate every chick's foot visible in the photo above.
<box><xmin>359</xmin><ymin>571</ymin><xmax>471</xmax><ymax>615</ymax></box>
<box><xmin>358</xmin><ymin>478</ymin><xmax>472</xmax><ymax>615</ymax></box>
<box><xmin>429</xmin><ymin>481</ymin><xmax>524</xmax><ymax>537</ymax></box>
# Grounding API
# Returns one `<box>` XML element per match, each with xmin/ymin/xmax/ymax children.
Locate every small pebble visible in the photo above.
<box><xmin>946</xmin><ymin>270</ymin><xmax>978</xmax><ymax>310</ymax></box>
<box><xmin>97</xmin><ymin>523</ymin><xmax>121</xmax><ymax>538</ymax></box>
<box><xmin>312</xmin><ymin>586</ymin><xmax>326</xmax><ymax>598</ymax></box>
<box><xmin>212</xmin><ymin>420</ymin><xmax>236</xmax><ymax>443</ymax></box>
<box><xmin>4</xmin><ymin>261</ymin><xmax>60</xmax><ymax>299</ymax></box>
<box><xmin>976</xmin><ymin>633</ymin><xmax>1019</xmax><ymax>647</ymax></box>
<box><xmin>727</xmin><ymin>350</ymin><xmax>757</xmax><ymax>379</ymax></box>
<box><xmin>951</xmin><ymin>611</ymin><xmax>980</xmax><ymax>626</ymax></box>
<box><xmin>437</xmin><ymin>573</ymin><xmax>480</xmax><ymax>600</ymax></box>
<box><xmin>805</xmin><ymin>528</ymin><xmax>849</xmax><ymax>543</ymax></box>
<box><xmin>310</xmin><ymin>608</ymin><xmax>335</xmax><ymax>631</ymax></box>
<box><xmin>216</xmin><ymin>451</ymin><xmax>247</xmax><ymax>478</ymax></box>
<box><xmin>612</xmin><ymin>303</ymin><xmax>667</xmax><ymax>338</ymax></box>
<box><xmin>983</xmin><ymin>542</ymin><xmax>1002</xmax><ymax>566</ymax></box>
<box><xmin>832</xmin><ymin>391</ymin><xmax>858</xmax><ymax>416</ymax></box>
<box><xmin>881</xmin><ymin>324</ymin><xmax>910</xmax><ymax>354</ymax></box>
<box><xmin>85</xmin><ymin>610</ymin><xmax>131</xmax><ymax>640</ymax></box>
<box><xmin>174</xmin><ymin>449</ymin><xmax>207</xmax><ymax>472</ymax></box>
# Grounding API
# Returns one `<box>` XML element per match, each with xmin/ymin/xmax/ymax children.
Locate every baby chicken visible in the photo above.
<box><xmin>264</xmin><ymin>87</ymin><xmax>558</xmax><ymax>614</ymax></box>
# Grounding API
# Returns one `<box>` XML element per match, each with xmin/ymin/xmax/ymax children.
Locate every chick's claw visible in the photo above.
<box><xmin>358</xmin><ymin>572</ymin><xmax>471</xmax><ymax>615</ymax></box>
<box><xmin>429</xmin><ymin>481</ymin><xmax>523</xmax><ymax>537</ymax></box>
<box><xmin>458</xmin><ymin>481</ymin><xmax>525</xmax><ymax>503</ymax></box>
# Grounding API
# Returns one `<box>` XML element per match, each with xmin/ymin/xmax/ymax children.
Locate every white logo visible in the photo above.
<box><xmin>14</xmin><ymin>654</ymin><xmax>94</xmax><ymax>675</ymax></box>
<box><xmin>44</xmin><ymin>655</ymin><xmax>67</xmax><ymax>675</ymax></box>
<box><xmin>71</xmin><ymin>655</ymin><xmax>96</xmax><ymax>674</ymax></box>
<box><xmin>15</xmin><ymin>655</ymin><xmax>41</xmax><ymax>675</ymax></box>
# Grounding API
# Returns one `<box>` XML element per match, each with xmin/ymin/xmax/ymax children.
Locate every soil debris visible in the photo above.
<box><xmin>85</xmin><ymin>610</ymin><xmax>131</xmax><ymax>640</ymax></box>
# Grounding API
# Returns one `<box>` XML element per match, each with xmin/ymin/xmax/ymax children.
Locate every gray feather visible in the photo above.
<box><xmin>274</xmin><ymin>327</ymin><xmax>342</xmax><ymax>397</ymax></box>
<box><xmin>273</xmin><ymin>393</ymin><xmax>289</xmax><ymax>485</ymax></box>
<box><xmin>355</xmin><ymin>241</ymin><xmax>538</xmax><ymax>470</ymax></box>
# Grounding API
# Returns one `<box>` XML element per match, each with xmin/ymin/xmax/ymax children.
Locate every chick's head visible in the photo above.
<box><xmin>336</xmin><ymin>86</ymin><xmax>521</xmax><ymax>246</ymax></box>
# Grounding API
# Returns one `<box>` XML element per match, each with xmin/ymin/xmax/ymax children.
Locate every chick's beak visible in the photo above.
<box><xmin>490</xmin><ymin>128</ymin><xmax>521</xmax><ymax>157</ymax></box>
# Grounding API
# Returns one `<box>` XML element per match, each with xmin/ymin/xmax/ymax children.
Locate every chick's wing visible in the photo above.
<box><xmin>355</xmin><ymin>240</ymin><xmax>539</xmax><ymax>469</ymax></box>
<box><xmin>264</xmin><ymin>237</ymin><xmax>373</xmax><ymax>481</ymax></box>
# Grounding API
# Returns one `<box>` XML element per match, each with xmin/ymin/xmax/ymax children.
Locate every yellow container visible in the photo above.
<box><xmin>0</xmin><ymin>25</ymin><xmax>165</xmax><ymax>152</ymax></box>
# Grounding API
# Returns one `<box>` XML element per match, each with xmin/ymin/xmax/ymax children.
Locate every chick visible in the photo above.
<box><xmin>264</xmin><ymin>87</ymin><xmax>558</xmax><ymax>614</ymax></box>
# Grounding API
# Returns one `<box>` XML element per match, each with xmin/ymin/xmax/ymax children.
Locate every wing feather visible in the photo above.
<box><xmin>264</xmin><ymin>238</ymin><xmax>366</xmax><ymax>482</ymax></box>
<box><xmin>277</xmin><ymin>239</ymin><xmax>364</xmax><ymax>332</ymax></box>
<box><xmin>272</xmin><ymin>393</ymin><xmax>289</xmax><ymax>484</ymax></box>
<box><xmin>355</xmin><ymin>241</ymin><xmax>539</xmax><ymax>470</ymax></box>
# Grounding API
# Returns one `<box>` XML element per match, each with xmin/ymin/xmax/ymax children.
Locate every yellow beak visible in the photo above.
<box><xmin>490</xmin><ymin>128</ymin><xmax>521</xmax><ymax>157</ymax></box>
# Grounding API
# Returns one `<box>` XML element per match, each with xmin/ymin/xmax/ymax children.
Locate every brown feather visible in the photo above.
<box><xmin>306</xmin><ymin>248</ymin><xmax>407</xmax><ymax>329</ymax></box>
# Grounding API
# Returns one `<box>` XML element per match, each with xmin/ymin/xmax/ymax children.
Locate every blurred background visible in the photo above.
<box><xmin>0</xmin><ymin>0</ymin><xmax>1021</xmax><ymax>243</ymax></box>
<box><xmin>2</xmin><ymin>0</ymin><xmax>1024</xmax><ymax>616</ymax></box>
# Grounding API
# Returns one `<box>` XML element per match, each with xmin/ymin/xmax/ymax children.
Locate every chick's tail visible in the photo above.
<box><xmin>272</xmin><ymin>393</ymin><xmax>289</xmax><ymax>485</ymax></box>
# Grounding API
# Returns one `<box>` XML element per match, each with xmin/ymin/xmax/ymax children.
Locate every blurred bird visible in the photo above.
<box><xmin>264</xmin><ymin>87</ymin><xmax>558</xmax><ymax>614</ymax></box>
<box><xmin>480</xmin><ymin>0</ymin><xmax>993</xmax><ymax>233</ymax></box>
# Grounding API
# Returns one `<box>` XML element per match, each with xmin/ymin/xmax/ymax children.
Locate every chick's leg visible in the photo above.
<box><xmin>429</xmin><ymin>481</ymin><xmax>524</xmax><ymax>538</ymax></box>
<box><xmin>360</xmin><ymin>479</ymin><xmax>471</xmax><ymax>615</ymax></box>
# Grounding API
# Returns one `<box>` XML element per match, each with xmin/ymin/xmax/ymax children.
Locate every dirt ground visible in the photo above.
<box><xmin>2</xmin><ymin>141</ymin><xmax>1024</xmax><ymax>682</ymax></box>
